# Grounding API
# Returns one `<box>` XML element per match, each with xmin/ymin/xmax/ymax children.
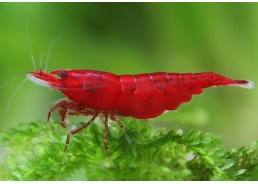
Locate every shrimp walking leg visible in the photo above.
<box><xmin>110</xmin><ymin>114</ymin><xmax>132</xmax><ymax>145</ymax></box>
<box><xmin>47</xmin><ymin>100</ymin><xmax>74</xmax><ymax>128</ymax></box>
<box><xmin>102</xmin><ymin>112</ymin><xmax>110</xmax><ymax>155</ymax></box>
<box><xmin>47</xmin><ymin>100</ymin><xmax>66</xmax><ymax>122</ymax></box>
<box><xmin>48</xmin><ymin>100</ymin><xmax>96</xmax><ymax>128</ymax></box>
<box><xmin>59</xmin><ymin>107</ymin><xmax>68</xmax><ymax>128</ymax></box>
<box><xmin>64</xmin><ymin>111</ymin><xmax>99</xmax><ymax>153</ymax></box>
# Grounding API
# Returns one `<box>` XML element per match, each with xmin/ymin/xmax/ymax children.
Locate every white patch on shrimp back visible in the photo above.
<box><xmin>26</xmin><ymin>74</ymin><xmax>51</xmax><ymax>88</ymax></box>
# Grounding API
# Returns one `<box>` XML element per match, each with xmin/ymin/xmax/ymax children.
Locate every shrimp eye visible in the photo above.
<box><xmin>59</xmin><ymin>70</ymin><xmax>67</xmax><ymax>78</ymax></box>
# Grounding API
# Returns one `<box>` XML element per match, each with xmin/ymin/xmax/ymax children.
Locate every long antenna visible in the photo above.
<box><xmin>5</xmin><ymin>78</ymin><xmax>27</xmax><ymax>112</ymax></box>
<box><xmin>26</xmin><ymin>20</ymin><xmax>37</xmax><ymax>70</ymax></box>
<box><xmin>45</xmin><ymin>36</ymin><xmax>61</xmax><ymax>72</ymax></box>
<box><xmin>0</xmin><ymin>74</ymin><xmax>24</xmax><ymax>89</ymax></box>
<box><xmin>39</xmin><ymin>52</ymin><xmax>44</xmax><ymax>72</ymax></box>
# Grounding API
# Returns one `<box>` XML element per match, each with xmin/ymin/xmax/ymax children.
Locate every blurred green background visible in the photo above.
<box><xmin>0</xmin><ymin>3</ymin><xmax>257</xmax><ymax>149</ymax></box>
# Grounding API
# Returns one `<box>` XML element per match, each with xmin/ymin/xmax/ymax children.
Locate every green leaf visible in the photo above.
<box><xmin>0</xmin><ymin>119</ymin><xmax>257</xmax><ymax>180</ymax></box>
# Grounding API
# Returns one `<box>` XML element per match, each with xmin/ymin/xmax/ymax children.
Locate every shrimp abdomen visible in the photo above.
<box><xmin>117</xmin><ymin>72</ymin><xmax>252</xmax><ymax>119</ymax></box>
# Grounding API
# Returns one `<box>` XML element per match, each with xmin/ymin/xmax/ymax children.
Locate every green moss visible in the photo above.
<box><xmin>0</xmin><ymin>119</ymin><xmax>257</xmax><ymax>180</ymax></box>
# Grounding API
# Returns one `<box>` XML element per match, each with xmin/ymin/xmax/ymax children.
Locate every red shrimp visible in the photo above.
<box><xmin>26</xmin><ymin>69</ymin><xmax>254</xmax><ymax>154</ymax></box>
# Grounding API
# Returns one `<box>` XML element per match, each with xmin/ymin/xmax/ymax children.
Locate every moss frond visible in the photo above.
<box><xmin>0</xmin><ymin>119</ymin><xmax>257</xmax><ymax>180</ymax></box>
